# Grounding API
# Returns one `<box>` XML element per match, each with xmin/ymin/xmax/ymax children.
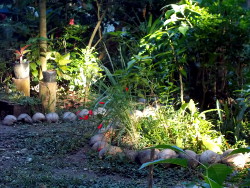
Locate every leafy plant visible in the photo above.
<box><xmin>69</xmin><ymin>47</ymin><xmax>103</xmax><ymax>94</ymax></box>
<box><xmin>46</xmin><ymin>51</ymin><xmax>72</xmax><ymax>80</ymax></box>
<box><xmin>139</xmin><ymin>145</ymin><xmax>250</xmax><ymax>187</ymax></box>
<box><xmin>216</xmin><ymin>85</ymin><xmax>250</xmax><ymax>145</ymax></box>
<box><xmin>14</xmin><ymin>45</ymin><xmax>31</xmax><ymax>63</ymax></box>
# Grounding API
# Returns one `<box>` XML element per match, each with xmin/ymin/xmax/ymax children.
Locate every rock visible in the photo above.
<box><xmin>138</xmin><ymin>98</ymin><xmax>147</xmax><ymax>104</ymax></box>
<box><xmin>199</xmin><ymin>150</ymin><xmax>221</xmax><ymax>164</ymax></box>
<box><xmin>244</xmin><ymin>152</ymin><xmax>250</xmax><ymax>163</ymax></box>
<box><xmin>89</xmin><ymin>134</ymin><xmax>107</xmax><ymax>146</ymax></box>
<box><xmin>2</xmin><ymin>115</ymin><xmax>17</xmax><ymax>126</ymax></box>
<box><xmin>137</xmin><ymin>149</ymin><xmax>159</xmax><ymax>164</ymax></box>
<box><xmin>124</xmin><ymin>149</ymin><xmax>138</xmax><ymax>162</ymax></box>
<box><xmin>62</xmin><ymin>112</ymin><xmax>77</xmax><ymax>122</ymax></box>
<box><xmin>92</xmin><ymin>141</ymin><xmax>109</xmax><ymax>151</ymax></box>
<box><xmin>158</xmin><ymin>149</ymin><xmax>178</xmax><ymax>159</ymax></box>
<box><xmin>45</xmin><ymin>112</ymin><xmax>59</xmax><ymax>123</ymax></box>
<box><xmin>179</xmin><ymin>150</ymin><xmax>199</xmax><ymax>168</ymax></box>
<box><xmin>157</xmin><ymin>149</ymin><xmax>178</xmax><ymax>167</ymax></box>
<box><xmin>99</xmin><ymin>146</ymin><xmax>123</xmax><ymax>159</ymax></box>
<box><xmin>77</xmin><ymin>109</ymin><xmax>89</xmax><ymax>117</ymax></box>
<box><xmin>32</xmin><ymin>112</ymin><xmax>46</xmax><ymax>123</ymax></box>
<box><xmin>17</xmin><ymin>113</ymin><xmax>33</xmax><ymax>124</ymax></box>
<box><xmin>221</xmin><ymin>150</ymin><xmax>246</xmax><ymax>169</ymax></box>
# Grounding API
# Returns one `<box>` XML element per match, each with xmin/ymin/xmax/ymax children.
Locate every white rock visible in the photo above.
<box><xmin>89</xmin><ymin>134</ymin><xmax>107</xmax><ymax>146</ymax></box>
<box><xmin>244</xmin><ymin>152</ymin><xmax>250</xmax><ymax>163</ymax></box>
<box><xmin>99</xmin><ymin>146</ymin><xmax>123</xmax><ymax>159</ymax></box>
<box><xmin>137</xmin><ymin>149</ymin><xmax>160</xmax><ymax>164</ymax></box>
<box><xmin>17</xmin><ymin>113</ymin><xmax>33</xmax><ymax>124</ymax></box>
<box><xmin>77</xmin><ymin>109</ymin><xmax>89</xmax><ymax>117</ymax></box>
<box><xmin>2</xmin><ymin>115</ymin><xmax>17</xmax><ymax>126</ymax></box>
<box><xmin>32</xmin><ymin>112</ymin><xmax>46</xmax><ymax>123</ymax></box>
<box><xmin>179</xmin><ymin>150</ymin><xmax>199</xmax><ymax>168</ymax></box>
<box><xmin>45</xmin><ymin>112</ymin><xmax>59</xmax><ymax>123</ymax></box>
<box><xmin>92</xmin><ymin>141</ymin><xmax>109</xmax><ymax>151</ymax></box>
<box><xmin>221</xmin><ymin>150</ymin><xmax>246</xmax><ymax>169</ymax></box>
<box><xmin>62</xmin><ymin>112</ymin><xmax>77</xmax><ymax>122</ymax></box>
<box><xmin>200</xmin><ymin>150</ymin><xmax>221</xmax><ymax>164</ymax></box>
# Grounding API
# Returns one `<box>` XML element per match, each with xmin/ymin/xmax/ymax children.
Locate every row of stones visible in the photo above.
<box><xmin>90</xmin><ymin>132</ymin><xmax>250</xmax><ymax>169</ymax></box>
<box><xmin>0</xmin><ymin>107</ymin><xmax>107</xmax><ymax>125</ymax></box>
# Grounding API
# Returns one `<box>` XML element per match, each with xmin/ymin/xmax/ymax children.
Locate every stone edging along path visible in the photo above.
<box><xmin>1</xmin><ymin>109</ymin><xmax>250</xmax><ymax>170</ymax></box>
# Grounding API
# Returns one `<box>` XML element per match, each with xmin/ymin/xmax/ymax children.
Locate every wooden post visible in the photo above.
<box><xmin>39</xmin><ymin>81</ymin><xmax>57</xmax><ymax>112</ymax></box>
<box><xmin>12</xmin><ymin>77</ymin><xmax>30</xmax><ymax>96</ymax></box>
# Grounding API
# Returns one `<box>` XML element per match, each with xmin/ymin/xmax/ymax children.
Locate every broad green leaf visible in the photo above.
<box><xmin>127</xmin><ymin>59</ymin><xmax>137</xmax><ymax>69</ymax></box>
<box><xmin>178</xmin><ymin>25</ymin><xmax>189</xmax><ymax>36</ymax></box>
<box><xmin>229</xmin><ymin>147</ymin><xmax>250</xmax><ymax>155</ymax></box>
<box><xmin>58</xmin><ymin>59</ymin><xmax>71</xmax><ymax>66</ymax></box>
<box><xmin>32</xmin><ymin>70</ymin><xmax>38</xmax><ymax>77</ymax></box>
<box><xmin>201</xmin><ymin>137</ymin><xmax>222</xmax><ymax>153</ymax></box>
<box><xmin>139</xmin><ymin>158</ymin><xmax>187</xmax><ymax>170</ymax></box>
<box><xmin>165</xmin><ymin>9</ymin><xmax>175</xmax><ymax>19</ymax></box>
<box><xmin>30</xmin><ymin>62</ymin><xmax>37</xmax><ymax>70</ymax></box>
<box><xmin>203</xmin><ymin>176</ymin><xmax>223</xmax><ymax>188</ymax></box>
<box><xmin>205</xmin><ymin>164</ymin><xmax>233</xmax><ymax>186</ymax></box>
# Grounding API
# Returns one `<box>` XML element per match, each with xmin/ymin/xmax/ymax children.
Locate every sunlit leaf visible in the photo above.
<box><xmin>201</xmin><ymin>137</ymin><xmax>222</xmax><ymax>153</ymax></box>
<box><xmin>30</xmin><ymin>62</ymin><xmax>37</xmax><ymax>70</ymax></box>
<box><xmin>178</xmin><ymin>25</ymin><xmax>189</xmax><ymax>36</ymax></box>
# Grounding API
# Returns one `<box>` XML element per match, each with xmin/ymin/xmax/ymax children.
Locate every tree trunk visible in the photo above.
<box><xmin>39</xmin><ymin>0</ymin><xmax>47</xmax><ymax>79</ymax></box>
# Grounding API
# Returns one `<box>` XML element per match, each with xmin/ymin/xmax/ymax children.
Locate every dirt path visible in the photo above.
<box><xmin>0</xmin><ymin>122</ymin><xmax>196</xmax><ymax>188</ymax></box>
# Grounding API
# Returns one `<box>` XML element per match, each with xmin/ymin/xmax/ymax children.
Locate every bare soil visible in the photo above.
<box><xmin>0</xmin><ymin>121</ymin><xmax>198</xmax><ymax>188</ymax></box>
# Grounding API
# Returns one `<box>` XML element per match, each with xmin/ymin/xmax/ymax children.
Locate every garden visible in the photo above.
<box><xmin>0</xmin><ymin>0</ymin><xmax>250</xmax><ymax>187</ymax></box>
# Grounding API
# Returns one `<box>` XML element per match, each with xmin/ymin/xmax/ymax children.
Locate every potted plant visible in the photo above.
<box><xmin>13</xmin><ymin>45</ymin><xmax>31</xmax><ymax>79</ymax></box>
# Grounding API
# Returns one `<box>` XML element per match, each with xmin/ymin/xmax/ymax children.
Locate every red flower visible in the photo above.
<box><xmin>83</xmin><ymin>115</ymin><xmax>89</xmax><ymax>120</ymax></box>
<box><xmin>88</xmin><ymin>110</ymin><xmax>93</xmax><ymax>115</ymax></box>
<box><xmin>76</xmin><ymin>110</ymin><xmax>81</xmax><ymax>115</ymax></box>
<box><xmin>125</xmin><ymin>87</ymin><xmax>129</xmax><ymax>92</ymax></box>
<box><xmin>97</xmin><ymin>148</ymin><xmax>102</xmax><ymax>152</ymax></box>
<box><xmin>69</xmin><ymin>18</ymin><xmax>74</xmax><ymax>25</ymax></box>
<box><xmin>99</xmin><ymin>102</ymin><xmax>105</xmax><ymax>104</ymax></box>
<box><xmin>97</xmin><ymin>124</ymin><xmax>103</xmax><ymax>129</ymax></box>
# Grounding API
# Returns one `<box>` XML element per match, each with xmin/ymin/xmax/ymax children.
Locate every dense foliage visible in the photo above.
<box><xmin>0</xmin><ymin>0</ymin><xmax>249</xmax><ymax>153</ymax></box>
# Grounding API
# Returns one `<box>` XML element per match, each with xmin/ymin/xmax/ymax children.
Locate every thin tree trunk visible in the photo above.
<box><xmin>39</xmin><ymin>0</ymin><xmax>47</xmax><ymax>79</ymax></box>
<box><xmin>148</xmin><ymin>149</ymin><xmax>155</xmax><ymax>188</ymax></box>
<box><xmin>179</xmin><ymin>68</ymin><xmax>184</xmax><ymax>104</ymax></box>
